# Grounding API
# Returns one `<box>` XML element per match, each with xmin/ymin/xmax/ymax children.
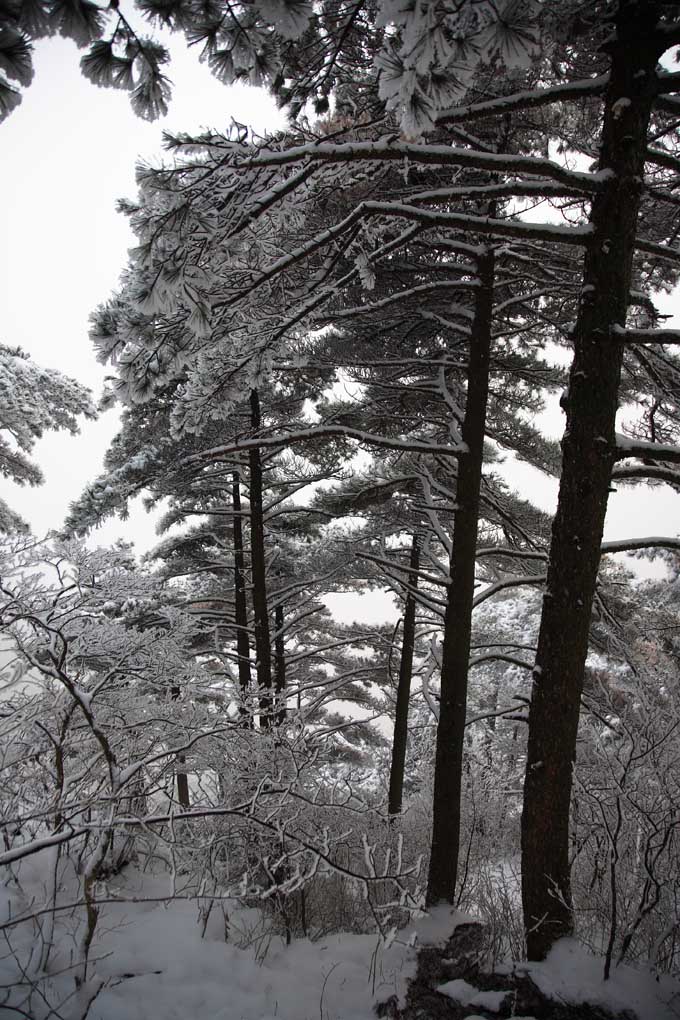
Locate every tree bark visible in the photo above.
<box><xmin>248</xmin><ymin>388</ymin><xmax>273</xmax><ymax>726</ymax></box>
<box><xmin>274</xmin><ymin>601</ymin><xmax>286</xmax><ymax>726</ymax></box>
<box><xmin>427</xmin><ymin>247</ymin><xmax>495</xmax><ymax>905</ymax></box>
<box><xmin>232</xmin><ymin>469</ymin><xmax>252</xmax><ymax>723</ymax></box>
<box><xmin>521</xmin><ymin>2</ymin><xmax>661</xmax><ymax>961</ymax></box>
<box><xmin>388</xmin><ymin>534</ymin><xmax>420</xmax><ymax>817</ymax></box>
<box><xmin>171</xmin><ymin>684</ymin><xmax>190</xmax><ymax>809</ymax></box>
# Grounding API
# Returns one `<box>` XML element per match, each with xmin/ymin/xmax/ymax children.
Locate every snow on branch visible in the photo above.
<box><xmin>630</xmin><ymin>236</ymin><xmax>680</xmax><ymax>265</ymax></box>
<box><xmin>614</xmin><ymin>433</ymin><xmax>680</xmax><ymax>464</ymax></box>
<box><xmin>612</xmin><ymin>464</ymin><xmax>680</xmax><ymax>487</ymax></box>
<box><xmin>645</xmin><ymin>146</ymin><xmax>680</xmax><ymax>174</ymax></box>
<box><xmin>408</xmin><ymin>180</ymin><xmax>588</xmax><ymax>205</ymax></box>
<box><xmin>0</xmin><ymin>826</ymin><xmax>92</xmax><ymax>867</ymax></box>
<box><xmin>356</xmin><ymin>551</ymin><xmax>450</xmax><ymax>588</ymax></box>
<box><xmin>472</xmin><ymin>573</ymin><xmax>547</xmax><ymax>608</ymax></box>
<box><xmin>600</xmin><ymin>537</ymin><xmax>680</xmax><ymax>555</ymax></box>
<box><xmin>213</xmin><ymin>200</ymin><xmax>591</xmax><ymax>319</ymax></box>
<box><xmin>436</xmin><ymin>74</ymin><xmax>610</xmax><ymax>126</ymax></box>
<box><xmin>611</xmin><ymin>324</ymin><xmax>680</xmax><ymax>344</ymax></box>
<box><xmin>467</xmin><ymin>654</ymin><xmax>533</xmax><ymax>673</ymax></box>
<box><xmin>357</xmin><ymin>201</ymin><xmax>594</xmax><ymax>245</ymax></box>
<box><xmin>181</xmin><ymin>426</ymin><xmax>466</xmax><ymax>465</ymax></box>
<box><xmin>93</xmin><ymin>805</ymin><xmax>420</xmax><ymax>891</ymax></box>
<box><xmin>475</xmin><ymin>546</ymin><xmax>547</xmax><ymax>561</ymax></box>
<box><xmin>238</xmin><ymin>139</ymin><xmax>611</xmax><ymax>193</ymax></box>
<box><xmin>223</xmin><ymin>162</ymin><xmax>319</xmax><ymax>241</ymax></box>
<box><xmin>328</xmin><ymin>279</ymin><xmax>479</xmax><ymax>321</ymax></box>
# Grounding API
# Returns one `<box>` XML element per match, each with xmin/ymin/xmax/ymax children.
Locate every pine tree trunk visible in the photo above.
<box><xmin>176</xmin><ymin>764</ymin><xmax>190</xmax><ymax>810</ymax></box>
<box><xmin>171</xmin><ymin>684</ymin><xmax>190</xmax><ymax>809</ymax></box>
<box><xmin>388</xmin><ymin>534</ymin><xmax>420</xmax><ymax>817</ymax></box>
<box><xmin>521</xmin><ymin>3</ymin><xmax>660</xmax><ymax>960</ymax></box>
<box><xmin>274</xmin><ymin>601</ymin><xmax>286</xmax><ymax>726</ymax></box>
<box><xmin>248</xmin><ymin>389</ymin><xmax>273</xmax><ymax>726</ymax></box>
<box><xmin>232</xmin><ymin>470</ymin><xmax>252</xmax><ymax>722</ymax></box>
<box><xmin>427</xmin><ymin>247</ymin><xmax>495</xmax><ymax>905</ymax></box>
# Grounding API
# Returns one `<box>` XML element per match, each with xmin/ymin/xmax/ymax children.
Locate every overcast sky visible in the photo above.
<box><xmin>1</xmin><ymin>37</ymin><xmax>678</xmax><ymax>591</ymax></box>
<box><xmin>1</xmin><ymin>34</ymin><xmax>284</xmax><ymax>549</ymax></box>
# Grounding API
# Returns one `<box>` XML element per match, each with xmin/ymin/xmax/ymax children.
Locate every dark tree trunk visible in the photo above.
<box><xmin>388</xmin><ymin>534</ymin><xmax>420</xmax><ymax>817</ymax></box>
<box><xmin>176</xmin><ymin>767</ymin><xmax>190</xmax><ymax>810</ymax></box>
<box><xmin>521</xmin><ymin>3</ymin><xmax>661</xmax><ymax>961</ymax></box>
<box><xmin>248</xmin><ymin>388</ymin><xmax>273</xmax><ymax>727</ymax></box>
<box><xmin>171</xmin><ymin>684</ymin><xmax>190</xmax><ymax>810</ymax></box>
<box><xmin>232</xmin><ymin>470</ymin><xmax>252</xmax><ymax>723</ymax></box>
<box><xmin>427</xmin><ymin>247</ymin><xmax>495</xmax><ymax>905</ymax></box>
<box><xmin>274</xmin><ymin>601</ymin><xmax>286</xmax><ymax>726</ymax></box>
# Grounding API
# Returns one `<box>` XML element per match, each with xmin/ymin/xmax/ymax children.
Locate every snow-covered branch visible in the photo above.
<box><xmin>612</xmin><ymin>463</ymin><xmax>680</xmax><ymax>487</ymax></box>
<box><xmin>472</xmin><ymin>574</ymin><xmax>547</xmax><ymax>608</ymax></box>
<box><xmin>436</xmin><ymin>74</ymin><xmax>610</xmax><ymax>126</ymax></box>
<box><xmin>600</xmin><ymin>537</ymin><xmax>680</xmax><ymax>555</ymax></box>
<box><xmin>615</xmin><ymin>434</ymin><xmax>680</xmax><ymax>464</ymax></box>
<box><xmin>238</xmin><ymin>139</ymin><xmax>611</xmax><ymax>193</ymax></box>
<box><xmin>611</xmin><ymin>324</ymin><xmax>680</xmax><ymax>344</ymax></box>
<box><xmin>182</xmin><ymin>426</ymin><xmax>466</xmax><ymax>464</ymax></box>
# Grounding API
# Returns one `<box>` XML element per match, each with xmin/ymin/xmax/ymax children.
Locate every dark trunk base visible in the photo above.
<box><xmin>376</xmin><ymin>922</ymin><xmax>638</xmax><ymax>1020</ymax></box>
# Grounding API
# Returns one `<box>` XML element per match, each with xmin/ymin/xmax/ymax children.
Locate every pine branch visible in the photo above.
<box><xmin>472</xmin><ymin>573</ymin><xmax>547</xmax><ymax>608</ymax></box>
<box><xmin>239</xmin><ymin>139</ymin><xmax>611</xmax><ymax>193</ymax></box>
<box><xmin>614</xmin><ymin>434</ymin><xmax>680</xmax><ymax>464</ymax></box>
<box><xmin>601</xmin><ymin>537</ymin><xmax>680</xmax><ymax>554</ymax></box>
<box><xmin>635</xmin><ymin>237</ymin><xmax>680</xmax><ymax>265</ymax></box>
<box><xmin>182</xmin><ymin>426</ymin><xmax>465</xmax><ymax>464</ymax></box>
<box><xmin>611</xmin><ymin>325</ymin><xmax>680</xmax><ymax>343</ymax></box>
<box><xmin>436</xmin><ymin>75</ymin><xmax>610</xmax><ymax>126</ymax></box>
<box><xmin>612</xmin><ymin>464</ymin><xmax>680</xmax><ymax>487</ymax></box>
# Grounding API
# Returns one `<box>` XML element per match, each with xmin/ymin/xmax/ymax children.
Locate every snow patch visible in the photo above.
<box><xmin>438</xmin><ymin>977</ymin><xmax>508</xmax><ymax>1011</ymax></box>
<box><xmin>519</xmin><ymin>938</ymin><xmax>680</xmax><ymax>1020</ymax></box>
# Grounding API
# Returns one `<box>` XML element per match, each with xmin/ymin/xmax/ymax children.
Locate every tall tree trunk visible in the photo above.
<box><xmin>274</xmin><ymin>601</ymin><xmax>286</xmax><ymax>726</ymax></box>
<box><xmin>176</xmin><ymin>763</ymin><xmax>190</xmax><ymax>810</ymax></box>
<box><xmin>232</xmin><ymin>469</ymin><xmax>252</xmax><ymax>723</ymax></box>
<box><xmin>427</xmin><ymin>247</ymin><xmax>495</xmax><ymax>905</ymax></box>
<box><xmin>521</xmin><ymin>3</ymin><xmax>660</xmax><ymax>961</ymax></box>
<box><xmin>171</xmin><ymin>684</ymin><xmax>190</xmax><ymax>809</ymax></box>
<box><xmin>248</xmin><ymin>388</ymin><xmax>273</xmax><ymax>726</ymax></box>
<box><xmin>388</xmin><ymin>534</ymin><xmax>420</xmax><ymax>817</ymax></box>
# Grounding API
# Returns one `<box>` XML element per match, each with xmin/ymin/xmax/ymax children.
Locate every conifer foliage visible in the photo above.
<box><xmin>0</xmin><ymin>345</ymin><xmax>95</xmax><ymax>532</ymax></box>
<box><xmin>2</xmin><ymin>0</ymin><xmax>542</xmax><ymax>127</ymax></box>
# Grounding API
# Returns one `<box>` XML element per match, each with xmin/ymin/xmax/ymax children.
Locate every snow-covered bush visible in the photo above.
<box><xmin>573</xmin><ymin>663</ymin><xmax>680</xmax><ymax>979</ymax></box>
<box><xmin>0</xmin><ymin>535</ymin><xmax>426</xmax><ymax>1012</ymax></box>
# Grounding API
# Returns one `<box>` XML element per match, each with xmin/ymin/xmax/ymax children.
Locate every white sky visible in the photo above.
<box><xmin>1</xmin><ymin>37</ymin><xmax>678</xmax><ymax>593</ymax></box>
<box><xmin>1</xmin><ymin>34</ymin><xmax>284</xmax><ymax>549</ymax></box>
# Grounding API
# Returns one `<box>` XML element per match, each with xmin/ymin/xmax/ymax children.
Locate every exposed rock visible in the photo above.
<box><xmin>375</xmin><ymin>921</ymin><xmax>638</xmax><ymax>1020</ymax></box>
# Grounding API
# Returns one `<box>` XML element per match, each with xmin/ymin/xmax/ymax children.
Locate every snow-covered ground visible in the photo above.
<box><xmin>2</xmin><ymin>862</ymin><xmax>419</xmax><ymax>1020</ymax></box>
<box><xmin>2</xmin><ymin>860</ymin><xmax>678</xmax><ymax>1020</ymax></box>
<box><xmin>499</xmin><ymin>941</ymin><xmax>680</xmax><ymax>1020</ymax></box>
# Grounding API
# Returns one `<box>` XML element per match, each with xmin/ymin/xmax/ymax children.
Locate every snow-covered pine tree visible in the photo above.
<box><xmin>0</xmin><ymin>344</ymin><xmax>95</xmax><ymax>532</ymax></box>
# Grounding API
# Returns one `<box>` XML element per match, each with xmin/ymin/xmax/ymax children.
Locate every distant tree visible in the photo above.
<box><xmin>0</xmin><ymin>344</ymin><xmax>95</xmax><ymax>533</ymax></box>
